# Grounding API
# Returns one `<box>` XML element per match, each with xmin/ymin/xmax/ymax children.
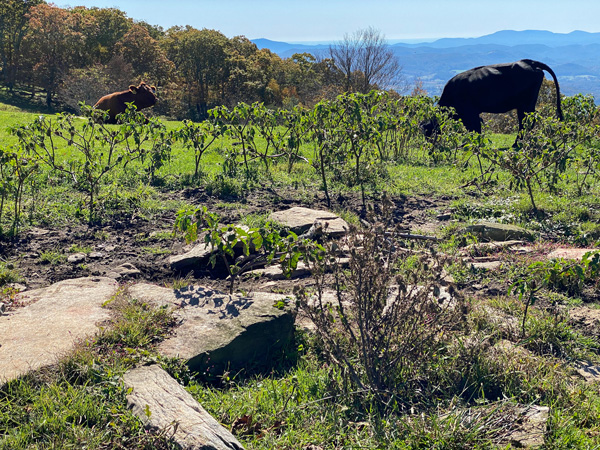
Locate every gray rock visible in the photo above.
<box><xmin>245</xmin><ymin>258</ymin><xmax>350</xmax><ymax>280</ymax></box>
<box><xmin>169</xmin><ymin>242</ymin><xmax>214</xmax><ymax>270</ymax></box>
<box><xmin>465</xmin><ymin>222</ymin><xmax>535</xmax><ymax>242</ymax></box>
<box><xmin>123</xmin><ymin>365</ymin><xmax>244</xmax><ymax>450</ymax></box>
<box><xmin>127</xmin><ymin>283</ymin><xmax>295</xmax><ymax>374</ymax></box>
<box><xmin>269</xmin><ymin>206</ymin><xmax>349</xmax><ymax>237</ymax></box>
<box><xmin>67</xmin><ymin>253</ymin><xmax>86</xmax><ymax>264</ymax></box>
<box><xmin>462</xmin><ymin>240</ymin><xmax>526</xmax><ymax>255</ymax></box>
<box><xmin>112</xmin><ymin>263</ymin><xmax>141</xmax><ymax>277</ymax></box>
<box><xmin>471</xmin><ymin>261</ymin><xmax>503</xmax><ymax>271</ymax></box>
<box><xmin>574</xmin><ymin>361</ymin><xmax>600</xmax><ymax>383</ymax></box>
<box><xmin>505</xmin><ymin>405</ymin><xmax>549</xmax><ymax>448</ymax></box>
<box><xmin>547</xmin><ymin>248</ymin><xmax>597</xmax><ymax>261</ymax></box>
<box><xmin>246</xmin><ymin>261</ymin><xmax>312</xmax><ymax>280</ymax></box>
<box><xmin>0</xmin><ymin>277</ymin><xmax>118</xmax><ymax>384</ymax></box>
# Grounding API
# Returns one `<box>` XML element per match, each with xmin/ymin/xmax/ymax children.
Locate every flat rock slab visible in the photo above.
<box><xmin>471</xmin><ymin>261</ymin><xmax>503</xmax><ymax>271</ymax></box>
<box><xmin>569</xmin><ymin>306</ymin><xmax>600</xmax><ymax>337</ymax></box>
<box><xmin>246</xmin><ymin>261</ymin><xmax>311</xmax><ymax>280</ymax></box>
<box><xmin>465</xmin><ymin>222</ymin><xmax>535</xmax><ymax>242</ymax></box>
<box><xmin>547</xmin><ymin>248</ymin><xmax>597</xmax><ymax>261</ymax></box>
<box><xmin>128</xmin><ymin>283</ymin><xmax>295</xmax><ymax>374</ymax></box>
<box><xmin>269</xmin><ymin>207</ymin><xmax>349</xmax><ymax>237</ymax></box>
<box><xmin>123</xmin><ymin>364</ymin><xmax>244</xmax><ymax>450</ymax></box>
<box><xmin>246</xmin><ymin>258</ymin><xmax>350</xmax><ymax>281</ymax></box>
<box><xmin>505</xmin><ymin>405</ymin><xmax>549</xmax><ymax>448</ymax></box>
<box><xmin>574</xmin><ymin>362</ymin><xmax>600</xmax><ymax>383</ymax></box>
<box><xmin>169</xmin><ymin>242</ymin><xmax>213</xmax><ymax>270</ymax></box>
<box><xmin>0</xmin><ymin>277</ymin><xmax>118</xmax><ymax>384</ymax></box>
<box><xmin>462</xmin><ymin>240</ymin><xmax>527</xmax><ymax>255</ymax></box>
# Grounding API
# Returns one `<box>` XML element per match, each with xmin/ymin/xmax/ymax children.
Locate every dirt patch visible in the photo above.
<box><xmin>0</xmin><ymin>189</ymin><xmax>452</xmax><ymax>294</ymax></box>
<box><xmin>569</xmin><ymin>306</ymin><xmax>600</xmax><ymax>338</ymax></box>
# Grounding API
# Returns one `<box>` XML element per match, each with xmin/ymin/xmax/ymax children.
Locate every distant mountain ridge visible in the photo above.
<box><xmin>252</xmin><ymin>30</ymin><xmax>600</xmax><ymax>98</ymax></box>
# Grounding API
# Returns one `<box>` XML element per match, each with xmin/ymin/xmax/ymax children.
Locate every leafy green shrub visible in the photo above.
<box><xmin>11</xmin><ymin>104</ymin><xmax>173</xmax><ymax>223</ymax></box>
<box><xmin>175</xmin><ymin>206</ymin><xmax>311</xmax><ymax>293</ymax></box>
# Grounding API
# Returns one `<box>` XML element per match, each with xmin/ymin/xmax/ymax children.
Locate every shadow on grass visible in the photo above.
<box><xmin>0</xmin><ymin>86</ymin><xmax>54</xmax><ymax>114</ymax></box>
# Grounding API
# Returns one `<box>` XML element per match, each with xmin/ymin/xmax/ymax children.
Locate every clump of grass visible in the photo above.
<box><xmin>68</xmin><ymin>244</ymin><xmax>93</xmax><ymax>254</ymax></box>
<box><xmin>38</xmin><ymin>249</ymin><xmax>65</xmax><ymax>265</ymax></box>
<box><xmin>0</xmin><ymin>261</ymin><xmax>20</xmax><ymax>286</ymax></box>
<box><xmin>141</xmin><ymin>246</ymin><xmax>171</xmax><ymax>256</ymax></box>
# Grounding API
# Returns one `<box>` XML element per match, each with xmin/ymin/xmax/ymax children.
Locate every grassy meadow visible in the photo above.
<box><xmin>1</xmin><ymin>94</ymin><xmax>600</xmax><ymax>449</ymax></box>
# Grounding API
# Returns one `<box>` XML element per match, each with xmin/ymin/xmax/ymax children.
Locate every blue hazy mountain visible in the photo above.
<box><xmin>252</xmin><ymin>30</ymin><xmax>600</xmax><ymax>98</ymax></box>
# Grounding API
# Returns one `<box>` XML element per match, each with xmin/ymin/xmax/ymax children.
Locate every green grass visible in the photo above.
<box><xmin>0</xmin><ymin>296</ymin><xmax>179</xmax><ymax>449</ymax></box>
<box><xmin>3</xmin><ymin>102</ymin><xmax>600</xmax><ymax>448</ymax></box>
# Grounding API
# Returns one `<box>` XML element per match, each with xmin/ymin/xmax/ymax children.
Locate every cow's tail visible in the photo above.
<box><xmin>530</xmin><ymin>60</ymin><xmax>564</xmax><ymax>121</ymax></box>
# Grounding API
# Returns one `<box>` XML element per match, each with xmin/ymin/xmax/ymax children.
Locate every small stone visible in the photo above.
<box><xmin>506</xmin><ymin>405</ymin><xmax>549</xmax><ymax>448</ymax></box>
<box><xmin>67</xmin><ymin>253</ymin><xmax>86</xmax><ymax>264</ymax></box>
<box><xmin>28</xmin><ymin>227</ymin><xmax>51</xmax><ymax>236</ymax></box>
<box><xmin>112</xmin><ymin>263</ymin><xmax>141</xmax><ymax>277</ymax></box>
<box><xmin>88</xmin><ymin>252</ymin><xmax>104</xmax><ymax>259</ymax></box>
<box><xmin>574</xmin><ymin>362</ymin><xmax>600</xmax><ymax>383</ymax></box>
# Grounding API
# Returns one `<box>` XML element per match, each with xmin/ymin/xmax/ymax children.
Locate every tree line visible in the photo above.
<box><xmin>0</xmin><ymin>1</ymin><xmax>401</xmax><ymax>120</ymax></box>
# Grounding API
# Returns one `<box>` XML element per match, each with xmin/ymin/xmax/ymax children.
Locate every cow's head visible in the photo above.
<box><xmin>419</xmin><ymin>117</ymin><xmax>440</xmax><ymax>141</ymax></box>
<box><xmin>130</xmin><ymin>82</ymin><xmax>157</xmax><ymax>109</ymax></box>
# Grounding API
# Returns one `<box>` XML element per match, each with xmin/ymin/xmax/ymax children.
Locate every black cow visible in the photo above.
<box><xmin>422</xmin><ymin>59</ymin><xmax>563</xmax><ymax>138</ymax></box>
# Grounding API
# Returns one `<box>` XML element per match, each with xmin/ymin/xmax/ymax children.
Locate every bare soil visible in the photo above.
<box><xmin>0</xmin><ymin>188</ymin><xmax>452</xmax><ymax>294</ymax></box>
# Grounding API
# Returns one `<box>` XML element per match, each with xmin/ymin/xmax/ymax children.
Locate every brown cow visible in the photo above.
<box><xmin>93</xmin><ymin>82</ymin><xmax>157</xmax><ymax>124</ymax></box>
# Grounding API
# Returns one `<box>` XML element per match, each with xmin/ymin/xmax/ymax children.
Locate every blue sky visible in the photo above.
<box><xmin>56</xmin><ymin>0</ymin><xmax>600</xmax><ymax>42</ymax></box>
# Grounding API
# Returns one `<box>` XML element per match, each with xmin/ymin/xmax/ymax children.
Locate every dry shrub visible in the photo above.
<box><xmin>296</xmin><ymin>199</ymin><xmax>467</xmax><ymax>412</ymax></box>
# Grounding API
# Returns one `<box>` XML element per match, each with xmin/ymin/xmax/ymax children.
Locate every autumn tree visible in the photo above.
<box><xmin>78</xmin><ymin>7</ymin><xmax>131</xmax><ymax>64</ymax></box>
<box><xmin>21</xmin><ymin>4</ymin><xmax>94</xmax><ymax>107</ymax></box>
<box><xmin>329</xmin><ymin>27</ymin><xmax>401</xmax><ymax>93</ymax></box>
<box><xmin>162</xmin><ymin>26</ymin><xmax>230</xmax><ymax>119</ymax></box>
<box><xmin>115</xmin><ymin>23</ymin><xmax>174</xmax><ymax>84</ymax></box>
<box><xmin>0</xmin><ymin>0</ymin><xmax>42</xmax><ymax>89</ymax></box>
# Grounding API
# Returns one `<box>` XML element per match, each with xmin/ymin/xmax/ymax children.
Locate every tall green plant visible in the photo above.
<box><xmin>11</xmin><ymin>104</ymin><xmax>172</xmax><ymax>223</ymax></box>
<box><xmin>487</xmin><ymin>113</ymin><xmax>579</xmax><ymax>211</ymax></box>
<box><xmin>175</xmin><ymin>118</ymin><xmax>224</xmax><ymax>178</ymax></box>
<box><xmin>0</xmin><ymin>145</ymin><xmax>39</xmax><ymax>235</ymax></box>
<box><xmin>308</xmin><ymin>98</ymin><xmax>346</xmax><ymax>207</ymax></box>
<box><xmin>174</xmin><ymin>206</ymin><xmax>310</xmax><ymax>294</ymax></box>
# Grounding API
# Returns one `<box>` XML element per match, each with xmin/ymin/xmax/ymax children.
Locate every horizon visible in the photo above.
<box><xmin>56</xmin><ymin>1</ymin><xmax>600</xmax><ymax>43</ymax></box>
<box><xmin>261</xmin><ymin>29</ymin><xmax>598</xmax><ymax>46</ymax></box>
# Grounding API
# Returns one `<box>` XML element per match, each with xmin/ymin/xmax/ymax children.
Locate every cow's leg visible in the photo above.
<box><xmin>459</xmin><ymin>112</ymin><xmax>482</xmax><ymax>133</ymax></box>
<box><xmin>517</xmin><ymin>72</ymin><xmax>545</xmax><ymax>130</ymax></box>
